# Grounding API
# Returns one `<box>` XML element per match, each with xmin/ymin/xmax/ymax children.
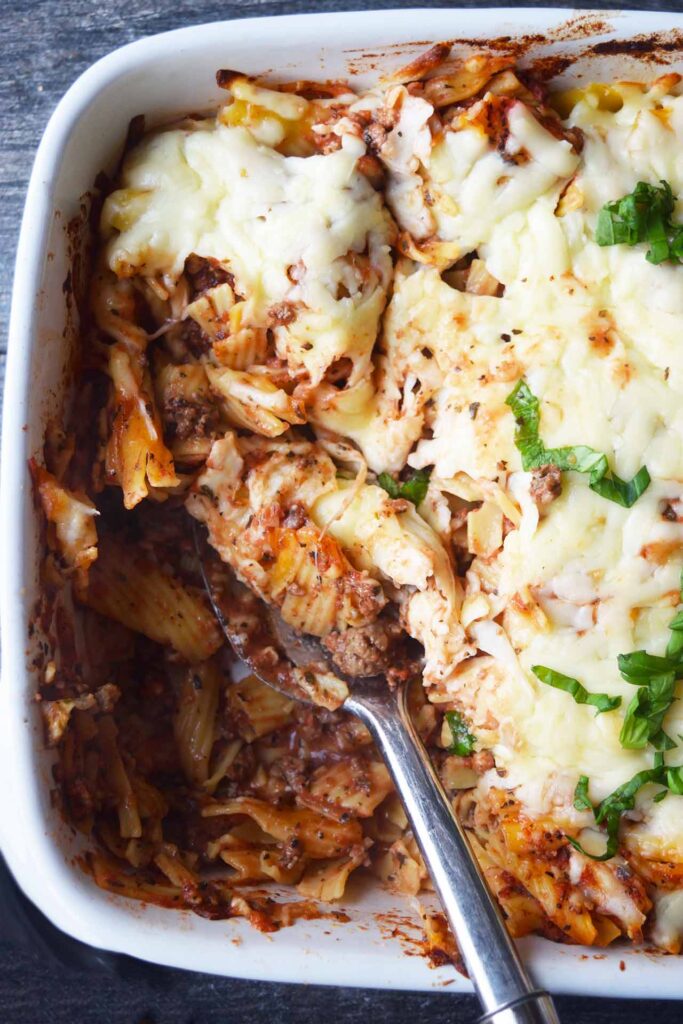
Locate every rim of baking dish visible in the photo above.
<box><xmin>2</xmin><ymin>8</ymin><xmax>683</xmax><ymax>994</ymax></box>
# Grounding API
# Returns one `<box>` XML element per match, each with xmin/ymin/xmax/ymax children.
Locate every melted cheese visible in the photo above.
<box><xmin>378</xmin><ymin>83</ymin><xmax>683</xmax><ymax>858</ymax></box>
<box><xmin>652</xmin><ymin>889</ymin><xmax>683</xmax><ymax>953</ymax></box>
<box><xmin>383</xmin><ymin>95</ymin><xmax>579</xmax><ymax>259</ymax></box>
<box><xmin>102</xmin><ymin>121</ymin><xmax>393</xmax><ymax>385</ymax></box>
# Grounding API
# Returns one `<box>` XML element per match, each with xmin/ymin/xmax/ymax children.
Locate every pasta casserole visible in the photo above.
<box><xmin>33</xmin><ymin>42</ymin><xmax>683</xmax><ymax>957</ymax></box>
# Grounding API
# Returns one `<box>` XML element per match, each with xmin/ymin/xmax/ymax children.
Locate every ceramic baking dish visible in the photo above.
<box><xmin>2</xmin><ymin>6</ymin><xmax>683</xmax><ymax>997</ymax></box>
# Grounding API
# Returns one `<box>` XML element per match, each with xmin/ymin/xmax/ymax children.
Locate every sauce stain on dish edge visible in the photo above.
<box><xmin>344</xmin><ymin>16</ymin><xmax>683</xmax><ymax>78</ymax></box>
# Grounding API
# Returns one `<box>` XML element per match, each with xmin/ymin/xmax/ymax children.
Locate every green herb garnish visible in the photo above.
<box><xmin>567</xmin><ymin>575</ymin><xmax>683</xmax><ymax>861</ymax></box>
<box><xmin>589</xmin><ymin>468</ymin><xmax>652</xmax><ymax>508</ymax></box>
<box><xmin>445</xmin><ymin>710</ymin><xmax>476</xmax><ymax>757</ymax></box>
<box><xmin>505</xmin><ymin>379</ymin><xmax>650</xmax><ymax>509</ymax></box>
<box><xmin>596</xmin><ymin>180</ymin><xmax>683</xmax><ymax>265</ymax></box>
<box><xmin>666</xmin><ymin>608</ymin><xmax>683</xmax><ymax>659</ymax></box>
<box><xmin>619</xmin><ymin>673</ymin><xmax>677</xmax><ymax>750</ymax></box>
<box><xmin>617</xmin><ymin>577</ymin><xmax>683</xmax><ymax>750</ymax></box>
<box><xmin>532</xmin><ymin>666</ymin><xmax>621</xmax><ymax>716</ymax></box>
<box><xmin>666</xmin><ymin>765</ymin><xmax>683</xmax><ymax>794</ymax></box>
<box><xmin>573</xmin><ymin>775</ymin><xmax>593</xmax><ymax>812</ymax></box>
<box><xmin>568</xmin><ymin>765</ymin><xmax>664</xmax><ymax>861</ymax></box>
<box><xmin>377</xmin><ymin>467</ymin><xmax>431</xmax><ymax>507</ymax></box>
<box><xmin>596</xmin><ymin>768</ymin><xmax>662</xmax><ymax>825</ymax></box>
<box><xmin>617</xmin><ymin>650</ymin><xmax>682</xmax><ymax>683</ymax></box>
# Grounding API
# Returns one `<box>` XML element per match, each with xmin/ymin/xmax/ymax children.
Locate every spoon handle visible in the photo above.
<box><xmin>345</xmin><ymin>682</ymin><xmax>560</xmax><ymax>1024</ymax></box>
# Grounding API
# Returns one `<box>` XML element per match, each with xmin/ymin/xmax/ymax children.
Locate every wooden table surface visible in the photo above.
<box><xmin>2</xmin><ymin>1</ymin><xmax>682</xmax><ymax>1020</ymax></box>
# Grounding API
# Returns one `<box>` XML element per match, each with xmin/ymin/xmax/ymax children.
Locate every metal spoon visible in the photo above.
<box><xmin>193</xmin><ymin>524</ymin><xmax>560</xmax><ymax>1024</ymax></box>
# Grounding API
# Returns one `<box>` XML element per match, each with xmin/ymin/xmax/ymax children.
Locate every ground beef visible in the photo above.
<box><xmin>185</xmin><ymin>253</ymin><xmax>233</xmax><ymax>297</ymax></box>
<box><xmin>271</xmin><ymin>754</ymin><xmax>310</xmax><ymax>795</ymax></box>
<box><xmin>362</xmin><ymin>122</ymin><xmax>387</xmax><ymax>153</ymax></box>
<box><xmin>176</xmin><ymin>317</ymin><xmax>212</xmax><ymax>359</ymax></box>
<box><xmin>356</xmin><ymin>153</ymin><xmax>385</xmax><ymax>189</ymax></box>
<box><xmin>170</xmin><ymin>804</ymin><xmax>239</xmax><ymax>855</ymax></box>
<box><xmin>322</xmin><ymin>617</ymin><xmax>418</xmax><ymax>682</ymax></box>
<box><xmin>93</xmin><ymin>682</ymin><xmax>121</xmax><ymax>713</ymax></box>
<box><xmin>64</xmin><ymin>776</ymin><xmax>94</xmax><ymax>820</ymax></box>
<box><xmin>529</xmin><ymin>464</ymin><xmax>562</xmax><ymax>511</ymax></box>
<box><xmin>341</xmin><ymin>571</ymin><xmax>386</xmax><ymax>621</ymax></box>
<box><xmin>471</xmin><ymin>750</ymin><xmax>495</xmax><ymax>774</ymax></box>
<box><xmin>267</xmin><ymin>301</ymin><xmax>298</xmax><ymax>326</ymax></box>
<box><xmin>661</xmin><ymin>500</ymin><xmax>683</xmax><ymax>523</ymax></box>
<box><xmin>375</xmin><ymin>105</ymin><xmax>398</xmax><ymax>130</ymax></box>
<box><xmin>163</xmin><ymin>396</ymin><xmax>217</xmax><ymax>441</ymax></box>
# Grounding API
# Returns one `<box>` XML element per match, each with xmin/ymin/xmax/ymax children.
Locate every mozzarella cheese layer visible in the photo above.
<box><xmin>102</xmin><ymin>121</ymin><xmax>393</xmax><ymax>385</ymax></box>
<box><xmin>377</xmin><ymin>81</ymin><xmax>683</xmax><ymax>859</ymax></box>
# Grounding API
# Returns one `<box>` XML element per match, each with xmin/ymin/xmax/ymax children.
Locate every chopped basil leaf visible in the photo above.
<box><xmin>505</xmin><ymin>379</ymin><xmax>649</xmax><ymax>509</ymax></box>
<box><xmin>588</xmin><ymin>465</ymin><xmax>651</xmax><ymax>508</ymax></box>
<box><xmin>666</xmin><ymin>604</ymin><xmax>683</xmax><ymax>658</ymax></box>
<box><xmin>668</xmin><ymin>578</ymin><xmax>683</xmax><ymax>657</ymax></box>
<box><xmin>619</xmin><ymin>672</ymin><xmax>677</xmax><ymax>750</ymax></box>
<box><xmin>532</xmin><ymin>665</ymin><xmax>621</xmax><ymax>716</ymax></box>
<box><xmin>532</xmin><ymin>444</ymin><xmax>607</xmax><ymax>477</ymax></box>
<box><xmin>617</xmin><ymin>588</ymin><xmax>683</xmax><ymax>754</ymax></box>
<box><xmin>567</xmin><ymin>830</ymin><xmax>619</xmax><ymax>862</ymax></box>
<box><xmin>618</xmin><ymin>708</ymin><xmax>650</xmax><ymax>750</ymax></box>
<box><xmin>445</xmin><ymin>710</ymin><xmax>476</xmax><ymax>757</ymax></box>
<box><xmin>668</xmin><ymin>610</ymin><xmax>683</xmax><ymax>632</ymax></box>
<box><xmin>400</xmin><ymin>467</ymin><xmax>432</xmax><ymax>506</ymax></box>
<box><xmin>653</xmin><ymin>789</ymin><xmax>669</xmax><ymax>803</ymax></box>
<box><xmin>573</xmin><ymin>775</ymin><xmax>593</xmax><ymax>812</ymax></box>
<box><xmin>505</xmin><ymin>379</ymin><xmax>542</xmax><ymax>465</ymax></box>
<box><xmin>377</xmin><ymin>472</ymin><xmax>400</xmax><ymax>499</ymax></box>
<box><xmin>596</xmin><ymin>180</ymin><xmax>683</xmax><ymax>265</ymax></box>
<box><xmin>652</xmin><ymin>729</ymin><xmax>677</xmax><ymax>752</ymax></box>
<box><xmin>595</xmin><ymin>767</ymin><xmax>662</xmax><ymax>826</ymax></box>
<box><xmin>377</xmin><ymin>467</ymin><xmax>431</xmax><ymax>507</ymax></box>
<box><xmin>569</xmin><ymin>755</ymin><xmax>683</xmax><ymax>861</ymax></box>
<box><xmin>617</xmin><ymin>650</ymin><xmax>683</xmax><ymax>684</ymax></box>
<box><xmin>666</xmin><ymin>626</ymin><xmax>683</xmax><ymax>660</ymax></box>
<box><xmin>666</xmin><ymin>765</ymin><xmax>683</xmax><ymax>794</ymax></box>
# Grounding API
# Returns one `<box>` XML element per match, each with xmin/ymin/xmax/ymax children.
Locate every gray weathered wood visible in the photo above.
<box><xmin>1</xmin><ymin>2</ymin><xmax>682</xmax><ymax>1021</ymax></box>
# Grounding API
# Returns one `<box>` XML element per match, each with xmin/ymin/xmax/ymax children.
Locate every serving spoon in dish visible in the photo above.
<box><xmin>193</xmin><ymin>524</ymin><xmax>560</xmax><ymax>1024</ymax></box>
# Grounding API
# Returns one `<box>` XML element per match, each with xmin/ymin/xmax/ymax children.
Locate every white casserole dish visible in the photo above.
<box><xmin>2</xmin><ymin>6</ymin><xmax>683</xmax><ymax>997</ymax></box>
